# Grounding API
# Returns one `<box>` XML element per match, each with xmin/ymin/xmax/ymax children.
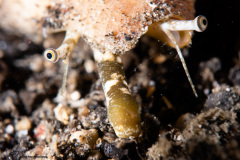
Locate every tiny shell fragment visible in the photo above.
<box><xmin>70</xmin><ymin>91</ymin><xmax>81</xmax><ymax>101</ymax></box>
<box><xmin>15</xmin><ymin>117</ymin><xmax>32</xmax><ymax>131</ymax></box>
<box><xmin>70</xmin><ymin>129</ymin><xmax>99</xmax><ymax>147</ymax></box>
<box><xmin>54</xmin><ymin>104</ymin><xmax>73</xmax><ymax>125</ymax></box>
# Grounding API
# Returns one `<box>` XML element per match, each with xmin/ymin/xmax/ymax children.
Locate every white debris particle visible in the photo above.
<box><xmin>54</xmin><ymin>104</ymin><xmax>73</xmax><ymax>125</ymax></box>
<box><xmin>70</xmin><ymin>90</ymin><xmax>81</xmax><ymax>101</ymax></box>
<box><xmin>84</xmin><ymin>59</ymin><xmax>96</xmax><ymax>73</ymax></box>
<box><xmin>5</xmin><ymin>124</ymin><xmax>14</xmax><ymax>134</ymax></box>
<box><xmin>15</xmin><ymin>117</ymin><xmax>32</xmax><ymax>131</ymax></box>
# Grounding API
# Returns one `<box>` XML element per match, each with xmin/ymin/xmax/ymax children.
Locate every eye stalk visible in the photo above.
<box><xmin>43</xmin><ymin>48</ymin><xmax>59</xmax><ymax>63</ymax></box>
<box><xmin>196</xmin><ymin>16</ymin><xmax>208</xmax><ymax>32</ymax></box>
<box><xmin>146</xmin><ymin>15</ymin><xmax>208</xmax><ymax>97</ymax></box>
<box><xmin>42</xmin><ymin>31</ymin><xmax>81</xmax><ymax>96</ymax></box>
<box><xmin>159</xmin><ymin>15</ymin><xmax>208</xmax><ymax>33</ymax></box>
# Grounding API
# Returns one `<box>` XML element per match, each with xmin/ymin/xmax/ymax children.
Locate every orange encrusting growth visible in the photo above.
<box><xmin>0</xmin><ymin>0</ymin><xmax>196</xmax><ymax>53</ymax></box>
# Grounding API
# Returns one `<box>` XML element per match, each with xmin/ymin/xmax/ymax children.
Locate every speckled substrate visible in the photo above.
<box><xmin>1</xmin><ymin>1</ymin><xmax>240</xmax><ymax>160</ymax></box>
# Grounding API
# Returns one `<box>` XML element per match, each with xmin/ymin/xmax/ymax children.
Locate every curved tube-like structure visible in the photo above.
<box><xmin>94</xmin><ymin>49</ymin><xmax>141</xmax><ymax>138</ymax></box>
<box><xmin>147</xmin><ymin>16</ymin><xmax>208</xmax><ymax>97</ymax></box>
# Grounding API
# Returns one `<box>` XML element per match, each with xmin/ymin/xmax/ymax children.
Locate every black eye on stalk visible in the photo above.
<box><xmin>197</xmin><ymin>15</ymin><xmax>208</xmax><ymax>32</ymax></box>
<box><xmin>43</xmin><ymin>48</ymin><xmax>59</xmax><ymax>63</ymax></box>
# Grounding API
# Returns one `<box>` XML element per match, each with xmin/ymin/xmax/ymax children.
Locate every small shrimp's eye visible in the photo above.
<box><xmin>196</xmin><ymin>16</ymin><xmax>208</xmax><ymax>32</ymax></box>
<box><xmin>43</xmin><ymin>49</ymin><xmax>59</xmax><ymax>63</ymax></box>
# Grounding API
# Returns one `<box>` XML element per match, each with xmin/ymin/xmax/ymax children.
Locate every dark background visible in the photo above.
<box><xmin>137</xmin><ymin>0</ymin><xmax>240</xmax><ymax>122</ymax></box>
<box><xmin>192</xmin><ymin>0</ymin><xmax>240</xmax><ymax>74</ymax></box>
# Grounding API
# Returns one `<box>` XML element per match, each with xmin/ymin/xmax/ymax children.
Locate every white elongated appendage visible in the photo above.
<box><xmin>43</xmin><ymin>30</ymin><xmax>81</xmax><ymax>96</ymax></box>
<box><xmin>159</xmin><ymin>15</ymin><xmax>208</xmax><ymax>97</ymax></box>
<box><xmin>43</xmin><ymin>30</ymin><xmax>81</xmax><ymax>63</ymax></box>
<box><xmin>161</xmin><ymin>16</ymin><xmax>208</xmax><ymax>32</ymax></box>
<box><xmin>161</xmin><ymin>28</ymin><xmax>198</xmax><ymax>97</ymax></box>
